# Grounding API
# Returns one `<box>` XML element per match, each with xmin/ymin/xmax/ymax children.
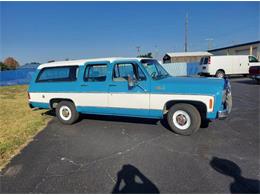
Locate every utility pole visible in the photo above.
<box><xmin>206</xmin><ymin>38</ymin><xmax>214</xmax><ymax>50</ymax></box>
<box><xmin>184</xmin><ymin>13</ymin><xmax>188</xmax><ymax>52</ymax></box>
<box><xmin>136</xmin><ymin>46</ymin><xmax>141</xmax><ymax>56</ymax></box>
<box><xmin>154</xmin><ymin>45</ymin><xmax>159</xmax><ymax>60</ymax></box>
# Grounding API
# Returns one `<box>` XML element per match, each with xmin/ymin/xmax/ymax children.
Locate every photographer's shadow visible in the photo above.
<box><xmin>112</xmin><ymin>164</ymin><xmax>160</xmax><ymax>194</ymax></box>
<box><xmin>210</xmin><ymin>157</ymin><xmax>260</xmax><ymax>193</ymax></box>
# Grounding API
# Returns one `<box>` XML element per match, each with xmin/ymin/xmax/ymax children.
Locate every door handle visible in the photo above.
<box><xmin>109</xmin><ymin>84</ymin><xmax>117</xmax><ymax>87</ymax></box>
<box><xmin>81</xmin><ymin>84</ymin><xmax>88</xmax><ymax>87</ymax></box>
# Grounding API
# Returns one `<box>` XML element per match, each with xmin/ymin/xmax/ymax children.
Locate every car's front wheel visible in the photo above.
<box><xmin>167</xmin><ymin>103</ymin><xmax>201</xmax><ymax>135</ymax></box>
<box><xmin>56</xmin><ymin>101</ymin><xmax>79</xmax><ymax>124</ymax></box>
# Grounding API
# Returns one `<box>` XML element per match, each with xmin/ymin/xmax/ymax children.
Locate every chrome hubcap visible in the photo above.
<box><xmin>59</xmin><ymin>105</ymin><xmax>72</xmax><ymax>121</ymax></box>
<box><xmin>176</xmin><ymin>114</ymin><xmax>187</xmax><ymax>126</ymax></box>
<box><xmin>172</xmin><ymin>110</ymin><xmax>191</xmax><ymax>130</ymax></box>
<box><xmin>62</xmin><ymin>108</ymin><xmax>70</xmax><ymax>117</ymax></box>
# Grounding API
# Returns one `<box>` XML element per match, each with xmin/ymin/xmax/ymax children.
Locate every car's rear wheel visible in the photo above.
<box><xmin>167</xmin><ymin>103</ymin><xmax>201</xmax><ymax>136</ymax></box>
<box><xmin>56</xmin><ymin>101</ymin><xmax>79</xmax><ymax>124</ymax></box>
<box><xmin>216</xmin><ymin>70</ymin><xmax>225</xmax><ymax>78</ymax></box>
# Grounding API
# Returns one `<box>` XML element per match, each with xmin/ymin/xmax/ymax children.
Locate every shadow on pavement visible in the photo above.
<box><xmin>42</xmin><ymin>110</ymin><xmax>210</xmax><ymax>130</ymax></box>
<box><xmin>210</xmin><ymin>157</ymin><xmax>260</xmax><ymax>193</ymax></box>
<box><xmin>42</xmin><ymin>109</ymin><xmax>56</xmax><ymax>116</ymax></box>
<box><xmin>112</xmin><ymin>164</ymin><xmax>160</xmax><ymax>194</ymax></box>
<box><xmin>233</xmin><ymin>79</ymin><xmax>260</xmax><ymax>85</ymax></box>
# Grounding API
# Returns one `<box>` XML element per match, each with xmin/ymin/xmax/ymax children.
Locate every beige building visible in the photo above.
<box><xmin>163</xmin><ymin>51</ymin><xmax>212</xmax><ymax>63</ymax></box>
<box><xmin>208</xmin><ymin>41</ymin><xmax>260</xmax><ymax>59</ymax></box>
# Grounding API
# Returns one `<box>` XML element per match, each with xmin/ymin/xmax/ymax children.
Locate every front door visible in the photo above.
<box><xmin>108</xmin><ymin>61</ymin><xmax>150</xmax><ymax>117</ymax></box>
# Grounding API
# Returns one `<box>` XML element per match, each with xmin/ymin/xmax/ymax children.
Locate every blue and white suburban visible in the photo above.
<box><xmin>28</xmin><ymin>58</ymin><xmax>232</xmax><ymax>135</ymax></box>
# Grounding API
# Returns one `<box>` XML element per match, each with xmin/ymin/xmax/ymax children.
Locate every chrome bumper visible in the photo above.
<box><xmin>218</xmin><ymin>78</ymin><xmax>232</xmax><ymax>119</ymax></box>
<box><xmin>218</xmin><ymin>109</ymin><xmax>229</xmax><ymax>119</ymax></box>
<box><xmin>251</xmin><ymin>75</ymin><xmax>260</xmax><ymax>79</ymax></box>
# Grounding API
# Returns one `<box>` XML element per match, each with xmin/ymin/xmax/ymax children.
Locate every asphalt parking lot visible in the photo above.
<box><xmin>1</xmin><ymin>77</ymin><xmax>259</xmax><ymax>193</ymax></box>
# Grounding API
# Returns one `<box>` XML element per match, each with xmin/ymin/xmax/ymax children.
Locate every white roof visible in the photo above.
<box><xmin>166</xmin><ymin>51</ymin><xmax>212</xmax><ymax>57</ymax></box>
<box><xmin>38</xmin><ymin>57</ymin><xmax>151</xmax><ymax>69</ymax></box>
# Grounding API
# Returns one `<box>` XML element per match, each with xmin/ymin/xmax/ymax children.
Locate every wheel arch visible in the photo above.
<box><xmin>216</xmin><ymin>69</ymin><xmax>225</xmax><ymax>74</ymax></box>
<box><xmin>49</xmin><ymin>98</ymin><xmax>75</xmax><ymax>109</ymax></box>
<box><xmin>163</xmin><ymin>100</ymin><xmax>207</xmax><ymax>120</ymax></box>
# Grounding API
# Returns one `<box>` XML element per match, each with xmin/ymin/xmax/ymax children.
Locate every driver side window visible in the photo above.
<box><xmin>113</xmin><ymin>63</ymin><xmax>146</xmax><ymax>82</ymax></box>
<box><xmin>249</xmin><ymin>56</ymin><xmax>258</xmax><ymax>63</ymax></box>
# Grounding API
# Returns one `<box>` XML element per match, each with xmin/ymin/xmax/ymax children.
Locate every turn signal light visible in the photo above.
<box><xmin>209</xmin><ymin>98</ymin><xmax>214</xmax><ymax>111</ymax></box>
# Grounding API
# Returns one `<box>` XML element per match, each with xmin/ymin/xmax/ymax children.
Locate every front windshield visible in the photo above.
<box><xmin>141</xmin><ymin>59</ymin><xmax>170</xmax><ymax>80</ymax></box>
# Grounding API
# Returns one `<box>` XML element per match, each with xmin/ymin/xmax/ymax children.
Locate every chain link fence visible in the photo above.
<box><xmin>0</xmin><ymin>68</ymin><xmax>36</xmax><ymax>86</ymax></box>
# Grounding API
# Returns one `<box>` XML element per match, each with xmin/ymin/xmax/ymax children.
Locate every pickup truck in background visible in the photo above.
<box><xmin>249</xmin><ymin>65</ymin><xmax>260</xmax><ymax>84</ymax></box>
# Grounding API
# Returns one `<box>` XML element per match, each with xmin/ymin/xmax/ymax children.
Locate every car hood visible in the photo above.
<box><xmin>151</xmin><ymin>76</ymin><xmax>225</xmax><ymax>95</ymax></box>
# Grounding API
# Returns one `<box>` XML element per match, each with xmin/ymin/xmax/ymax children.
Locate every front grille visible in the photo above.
<box><xmin>225</xmin><ymin>90</ymin><xmax>232</xmax><ymax>114</ymax></box>
<box><xmin>223</xmin><ymin>79</ymin><xmax>232</xmax><ymax>113</ymax></box>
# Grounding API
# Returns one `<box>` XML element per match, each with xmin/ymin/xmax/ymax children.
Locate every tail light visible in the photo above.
<box><xmin>27</xmin><ymin>92</ymin><xmax>30</xmax><ymax>99</ymax></box>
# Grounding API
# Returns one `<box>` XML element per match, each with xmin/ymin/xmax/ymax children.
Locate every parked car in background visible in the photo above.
<box><xmin>28</xmin><ymin>57</ymin><xmax>232</xmax><ymax>136</ymax></box>
<box><xmin>249</xmin><ymin>65</ymin><xmax>260</xmax><ymax>84</ymax></box>
<box><xmin>199</xmin><ymin>55</ymin><xmax>260</xmax><ymax>78</ymax></box>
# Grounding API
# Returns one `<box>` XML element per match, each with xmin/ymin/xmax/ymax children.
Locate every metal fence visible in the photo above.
<box><xmin>161</xmin><ymin>62</ymin><xmax>200</xmax><ymax>76</ymax></box>
<box><xmin>0</xmin><ymin>68</ymin><xmax>36</xmax><ymax>86</ymax></box>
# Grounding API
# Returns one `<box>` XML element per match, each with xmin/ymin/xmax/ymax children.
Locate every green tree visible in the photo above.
<box><xmin>137</xmin><ymin>52</ymin><xmax>153</xmax><ymax>58</ymax></box>
<box><xmin>0</xmin><ymin>62</ymin><xmax>9</xmax><ymax>71</ymax></box>
<box><xmin>3</xmin><ymin>57</ymin><xmax>20</xmax><ymax>70</ymax></box>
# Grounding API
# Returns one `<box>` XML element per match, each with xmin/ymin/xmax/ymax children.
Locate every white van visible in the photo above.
<box><xmin>199</xmin><ymin>55</ymin><xmax>260</xmax><ymax>78</ymax></box>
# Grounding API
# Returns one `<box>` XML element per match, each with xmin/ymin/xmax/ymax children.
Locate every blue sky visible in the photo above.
<box><xmin>0</xmin><ymin>1</ymin><xmax>259</xmax><ymax>64</ymax></box>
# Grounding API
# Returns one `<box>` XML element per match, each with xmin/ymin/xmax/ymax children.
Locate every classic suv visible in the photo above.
<box><xmin>28</xmin><ymin>58</ymin><xmax>232</xmax><ymax>135</ymax></box>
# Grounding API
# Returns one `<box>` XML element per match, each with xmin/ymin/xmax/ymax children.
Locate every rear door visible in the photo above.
<box><xmin>199</xmin><ymin>57</ymin><xmax>209</xmax><ymax>73</ymax></box>
<box><xmin>78</xmin><ymin>62</ymin><xmax>109</xmax><ymax>109</ymax></box>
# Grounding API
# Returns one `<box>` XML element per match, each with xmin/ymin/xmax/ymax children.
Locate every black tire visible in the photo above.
<box><xmin>215</xmin><ymin>70</ymin><xmax>225</xmax><ymax>78</ymax></box>
<box><xmin>167</xmin><ymin>103</ymin><xmax>201</xmax><ymax>136</ymax></box>
<box><xmin>56</xmin><ymin>101</ymin><xmax>79</xmax><ymax>124</ymax></box>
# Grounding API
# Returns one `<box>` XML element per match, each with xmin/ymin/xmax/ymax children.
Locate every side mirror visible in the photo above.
<box><xmin>128</xmin><ymin>75</ymin><xmax>136</xmax><ymax>88</ymax></box>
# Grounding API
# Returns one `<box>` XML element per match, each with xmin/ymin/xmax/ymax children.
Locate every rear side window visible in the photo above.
<box><xmin>36</xmin><ymin>66</ymin><xmax>78</xmax><ymax>82</ymax></box>
<box><xmin>201</xmin><ymin>57</ymin><xmax>209</xmax><ymax>64</ymax></box>
<box><xmin>200</xmin><ymin>57</ymin><xmax>209</xmax><ymax>65</ymax></box>
<box><xmin>200</xmin><ymin>58</ymin><xmax>204</xmax><ymax>65</ymax></box>
<box><xmin>84</xmin><ymin>64</ymin><xmax>107</xmax><ymax>82</ymax></box>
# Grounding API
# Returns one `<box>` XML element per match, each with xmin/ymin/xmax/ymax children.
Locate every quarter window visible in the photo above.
<box><xmin>36</xmin><ymin>66</ymin><xmax>78</xmax><ymax>82</ymax></box>
<box><xmin>84</xmin><ymin>64</ymin><xmax>107</xmax><ymax>82</ymax></box>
